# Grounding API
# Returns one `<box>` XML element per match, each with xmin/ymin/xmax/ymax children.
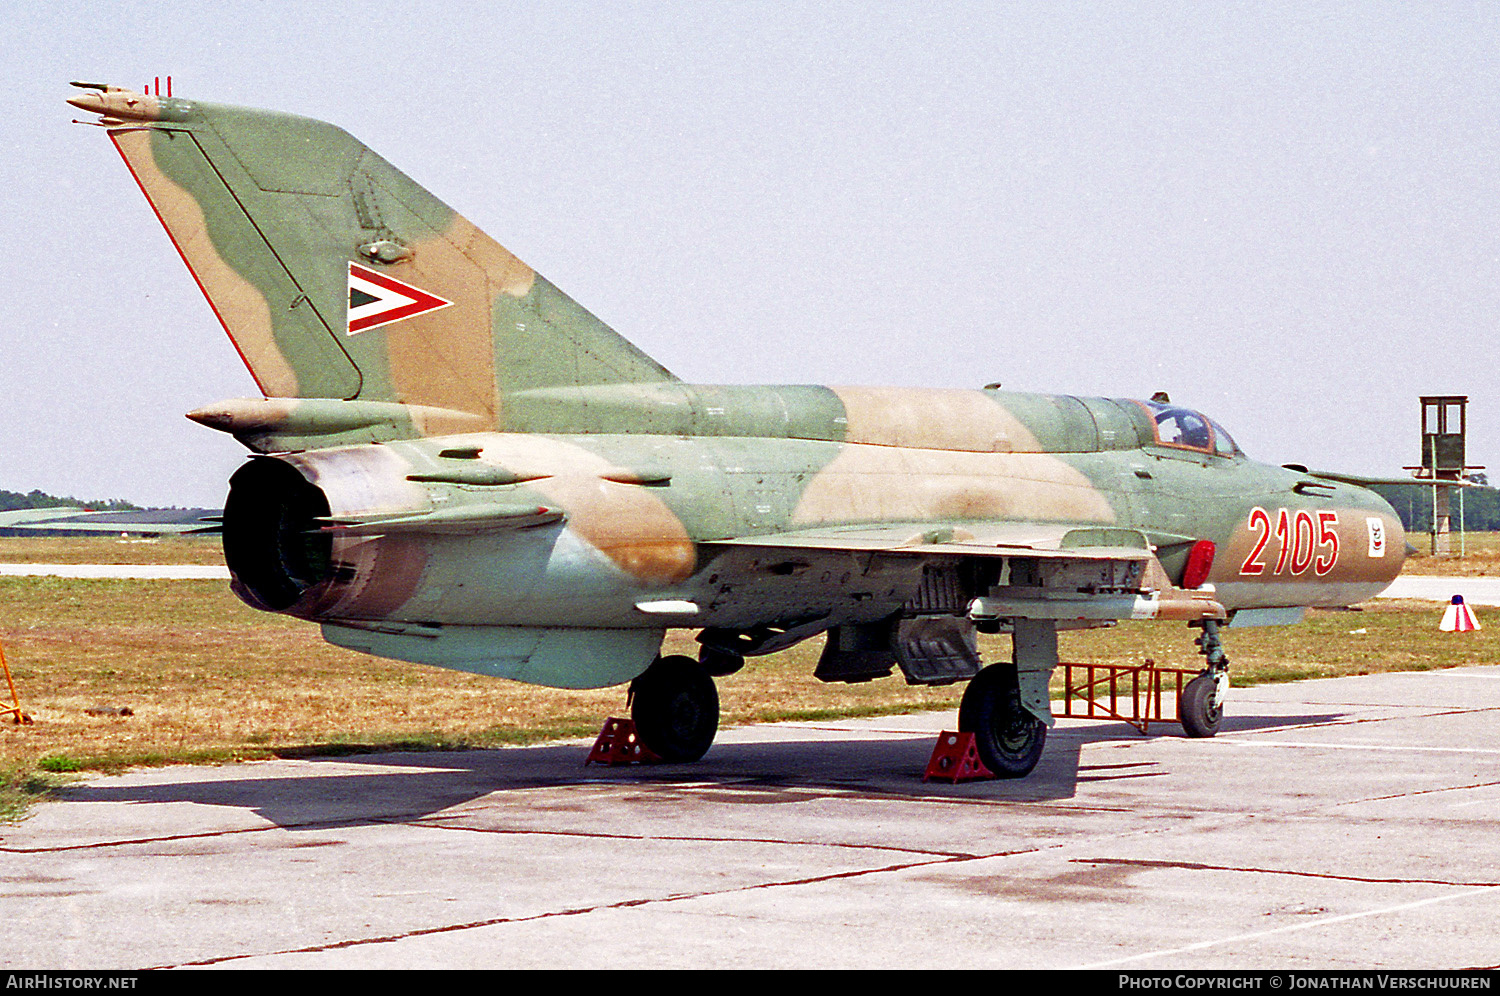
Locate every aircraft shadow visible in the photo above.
<box><xmin>58</xmin><ymin>710</ymin><xmax>1343</xmax><ymax>832</ymax></box>
<box><xmin>1053</xmin><ymin>711</ymin><xmax>1344</xmax><ymax>740</ymax></box>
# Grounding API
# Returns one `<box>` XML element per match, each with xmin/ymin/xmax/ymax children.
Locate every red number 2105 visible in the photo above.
<box><xmin>1239</xmin><ymin>508</ymin><xmax>1339</xmax><ymax>577</ymax></box>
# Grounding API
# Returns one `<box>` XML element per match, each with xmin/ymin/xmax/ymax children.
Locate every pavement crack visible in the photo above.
<box><xmin>154</xmin><ymin>849</ymin><xmax>1013</xmax><ymax>968</ymax></box>
<box><xmin>0</xmin><ymin>825</ymin><xmax>276</xmax><ymax>854</ymax></box>
<box><xmin>0</xmin><ymin>811</ymin><xmax>437</xmax><ymax>853</ymax></box>
<box><xmin>1331</xmin><ymin>778</ymin><xmax>1500</xmax><ymax>809</ymax></box>
<box><xmin>393</xmin><ymin>816</ymin><xmax>979</xmax><ymax>860</ymax></box>
<box><xmin>1072</xmin><ymin>857</ymin><xmax>1500</xmax><ymax>888</ymax></box>
<box><xmin>1225</xmin><ymin>704</ymin><xmax>1500</xmax><ymax>737</ymax></box>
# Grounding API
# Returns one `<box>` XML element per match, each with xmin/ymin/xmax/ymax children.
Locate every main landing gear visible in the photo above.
<box><xmin>628</xmin><ymin>654</ymin><xmax>723</xmax><ymax>762</ymax></box>
<box><xmin>958</xmin><ymin>663</ymin><xmax>1047</xmax><ymax>778</ymax></box>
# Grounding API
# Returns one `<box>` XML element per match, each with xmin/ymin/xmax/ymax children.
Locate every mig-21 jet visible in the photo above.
<box><xmin>68</xmin><ymin>82</ymin><xmax>1410</xmax><ymax>777</ymax></box>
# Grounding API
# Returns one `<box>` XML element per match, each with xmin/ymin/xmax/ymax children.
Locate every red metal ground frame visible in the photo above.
<box><xmin>1060</xmin><ymin>660</ymin><xmax>1203</xmax><ymax>734</ymax></box>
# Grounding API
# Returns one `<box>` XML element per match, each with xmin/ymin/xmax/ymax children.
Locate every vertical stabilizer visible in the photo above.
<box><xmin>70</xmin><ymin>85</ymin><xmax>676</xmax><ymax>424</ymax></box>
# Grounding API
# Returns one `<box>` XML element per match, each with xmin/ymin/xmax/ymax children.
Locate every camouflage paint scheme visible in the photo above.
<box><xmin>70</xmin><ymin>85</ymin><xmax>1406</xmax><ymax>701</ymax></box>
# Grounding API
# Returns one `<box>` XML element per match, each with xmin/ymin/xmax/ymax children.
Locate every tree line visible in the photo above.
<box><xmin>1369</xmin><ymin>484</ymin><xmax>1500</xmax><ymax>533</ymax></box>
<box><xmin>0</xmin><ymin>488</ymin><xmax>141</xmax><ymax>513</ymax></box>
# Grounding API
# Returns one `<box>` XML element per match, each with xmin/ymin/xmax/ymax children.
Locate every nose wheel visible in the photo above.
<box><xmin>629</xmin><ymin>655</ymin><xmax>720</xmax><ymax>762</ymax></box>
<box><xmin>1183</xmin><ymin>619</ymin><xmax>1230</xmax><ymax>738</ymax></box>
<box><xmin>1179</xmin><ymin>671</ymin><xmax>1225</xmax><ymax>737</ymax></box>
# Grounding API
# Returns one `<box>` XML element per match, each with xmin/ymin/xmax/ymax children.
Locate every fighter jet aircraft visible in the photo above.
<box><xmin>0</xmin><ymin>507</ymin><xmax>216</xmax><ymax>537</ymax></box>
<box><xmin>68</xmin><ymin>82</ymin><xmax>1409</xmax><ymax>776</ymax></box>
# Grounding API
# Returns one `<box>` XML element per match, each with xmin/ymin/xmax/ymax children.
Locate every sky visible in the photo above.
<box><xmin>2</xmin><ymin>1</ymin><xmax>1497</xmax><ymax>508</ymax></box>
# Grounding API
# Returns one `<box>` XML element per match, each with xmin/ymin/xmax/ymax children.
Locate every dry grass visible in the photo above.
<box><xmin>0</xmin><ymin>536</ymin><xmax>223</xmax><ymax>565</ymax></box>
<box><xmin>0</xmin><ymin>537</ymin><xmax>1494</xmax><ymax>799</ymax></box>
<box><xmin>0</xmin><ymin>576</ymin><xmax>971</xmax><ymax>776</ymax></box>
<box><xmin>1400</xmin><ymin>530</ymin><xmax>1500</xmax><ymax>576</ymax></box>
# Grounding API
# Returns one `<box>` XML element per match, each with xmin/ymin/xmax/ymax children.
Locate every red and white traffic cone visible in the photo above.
<box><xmin>1440</xmin><ymin>595</ymin><xmax>1481</xmax><ymax>633</ymax></box>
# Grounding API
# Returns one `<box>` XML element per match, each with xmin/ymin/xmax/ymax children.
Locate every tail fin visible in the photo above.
<box><xmin>70</xmin><ymin>85</ymin><xmax>675</xmax><ymax>423</ymax></box>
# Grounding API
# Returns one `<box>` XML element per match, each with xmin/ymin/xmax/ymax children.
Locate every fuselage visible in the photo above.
<box><xmin>221</xmin><ymin>384</ymin><xmax>1406</xmax><ymax>640</ymax></box>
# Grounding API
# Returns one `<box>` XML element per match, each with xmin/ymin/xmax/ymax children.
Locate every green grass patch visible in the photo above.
<box><xmin>0</xmin><ymin>766</ymin><xmax>72</xmax><ymax>823</ymax></box>
<box><xmin>1230</xmin><ymin>664</ymin><xmax>1325</xmax><ymax>686</ymax></box>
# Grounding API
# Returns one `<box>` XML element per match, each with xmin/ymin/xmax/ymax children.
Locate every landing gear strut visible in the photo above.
<box><xmin>958</xmin><ymin>663</ymin><xmax>1047</xmax><ymax>778</ymax></box>
<box><xmin>1182</xmin><ymin>619</ymin><xmax>1230</xmax><ymax>738</ymax></box>
<box><xmin>629</xmin><ymin>655</ymin><xmax>720</xmax><ymax>762</ymax></box>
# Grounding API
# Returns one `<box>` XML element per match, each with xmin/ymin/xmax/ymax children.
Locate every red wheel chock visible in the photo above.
<box><xmin>923</xmin><ymin>731</ymin><xmax>994</xmax><ymax>783</ymax></box>
<box><xmin>585</xmin><ymin>717</ymin><xmax>661</xmax><ymax>766</ymax></box>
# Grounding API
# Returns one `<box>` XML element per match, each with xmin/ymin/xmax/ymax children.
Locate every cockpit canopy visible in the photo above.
<box><xmin>1135</xmin><ymin>400</ymin><xmax>1241</xmax><ymax>458</ymax></box>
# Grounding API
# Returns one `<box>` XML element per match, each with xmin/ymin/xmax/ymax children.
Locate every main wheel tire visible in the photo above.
<box><xmin>630</xmin><ymin>655</ymin><xmax>720</xmax><ymax>762</ymax></box>
<box><xmin>1179</xmin><ymin>672</ymin><xmax>1222</xmax><ymax>738</ymax></box>
<box><xmin>958</xmin><ymin>664</ymin><xmax>1046</xmax><ymax>778</ymax></box>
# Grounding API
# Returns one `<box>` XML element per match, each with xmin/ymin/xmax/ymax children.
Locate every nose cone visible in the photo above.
<box><xmin>1358</xmin><ymin>486</ymin><xmax>1408</xmax><ymax>583</ymax></box>
<box><xmin>66</xmin><ymin>86</ymin><xmax>161</xmax><ymax>122</ymax></box>
<box><xmin>1388</xmin><ymin>514</ymin><xmax>1409</xmax><ymax>574</ymax></box>
<box><xmin>66</xmin><ymin>92</ymin><xmax>107</xmax><ymax>114</ymax></box>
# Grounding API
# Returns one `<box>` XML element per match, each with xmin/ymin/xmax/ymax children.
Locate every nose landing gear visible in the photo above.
<box><xmin>1181</xmin><ymin>619</ymin><xmax>1230</xmax><ymax>738</ymax></box>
